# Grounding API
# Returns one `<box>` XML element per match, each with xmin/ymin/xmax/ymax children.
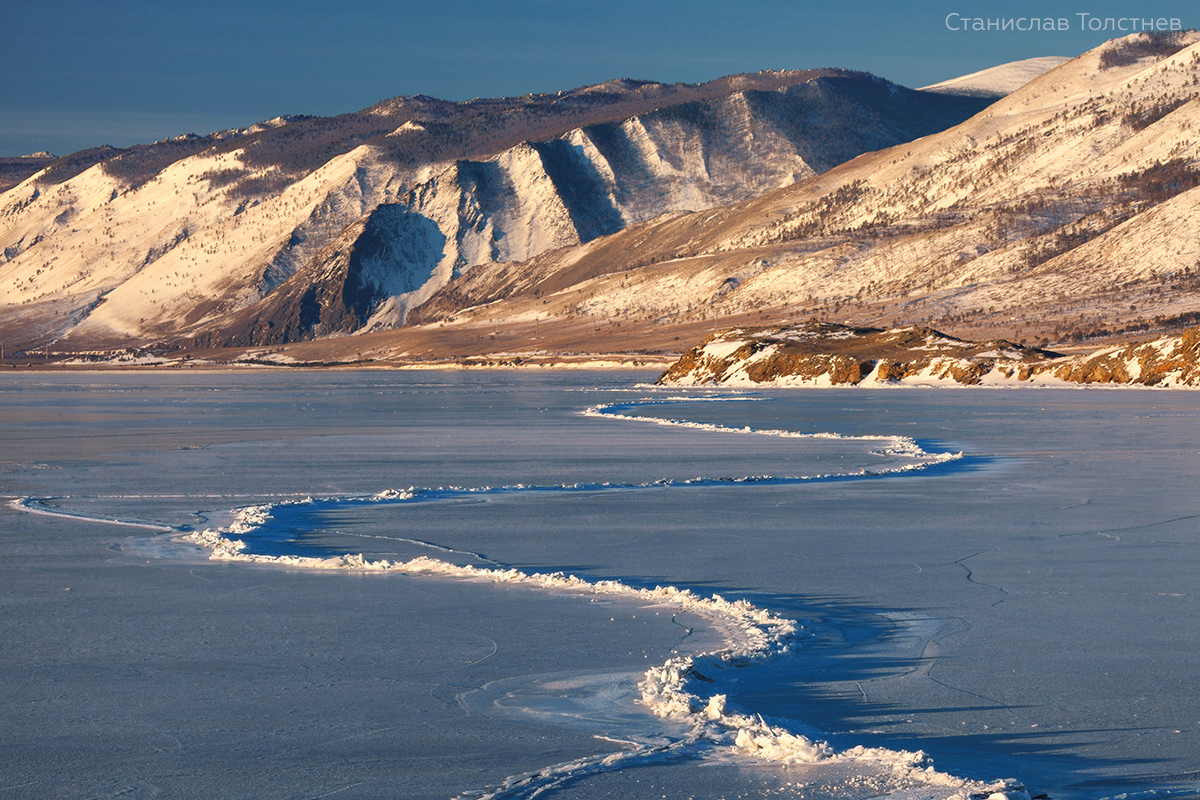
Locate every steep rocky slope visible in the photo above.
<box><xmin>658</xmin><ymin>320</ymin><xmax>1200</xmax><ymax>387</ymax></box>
<box><xmin>0</xmin><ymin>71</ymin><xmax>987</xmax><ymax>350</ymax></box>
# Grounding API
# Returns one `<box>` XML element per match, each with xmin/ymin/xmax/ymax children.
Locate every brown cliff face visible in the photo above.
<box><xmin>742</xmin><ymin>351</ymin><xmax>871</xmax><ymax>385</ymax></box>
<box><xmin>1051</xmin><ymin>327</ymin><xmax>1200</xmax><ymax>386</ymax></box>
<box><xmin>659</xmin><ymin>321</ymin><xmax>1200</xmax><ymax>388</ymax></box>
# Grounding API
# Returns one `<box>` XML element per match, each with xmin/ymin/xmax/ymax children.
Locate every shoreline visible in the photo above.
<box><xmin>0</xmin><ymin>354</ymin><xmax>676</xmax><ymax>372</ymax></box>
<box><xmin>5</xmin><ymin>358</ymin><xmax>1200</xmax><ymax>390</ymax></box>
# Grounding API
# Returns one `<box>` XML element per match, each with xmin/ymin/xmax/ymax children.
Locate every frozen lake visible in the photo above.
<box><xmin>1</xmin><ymin>370</ymin><xmax>1197</xmax><ymax>799</ymax></box>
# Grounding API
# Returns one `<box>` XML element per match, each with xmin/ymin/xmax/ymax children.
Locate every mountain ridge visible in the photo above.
<box><xmin>1</xmin><ymin>68</ymin><xmax>990</xmax><ymax>352</ymax></box>
<box><xmin>919</xmin><ymin>56</ymin><xmax>1072</xmax><ymax>97</ymax></box>
<box><xmin>399</xmin><ymin>31</ymin><xmax>1200</xmax><ymax>357</ymax></box>
<box><xmin>7</xmin><ymin>33</ymin><xmax>1200</xmax><ymax>368</ymax></box>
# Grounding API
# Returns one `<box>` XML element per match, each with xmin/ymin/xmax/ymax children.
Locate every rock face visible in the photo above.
<box><xmin>1051</xmin><ymin>326</ymin><xmax>1200</xmax><ymax>385</ymax></box>
<box><xmin>658</xmin><ymin>321</ymin><xmax>1200</xmax><ymax>387</ymax></box>
<box><xmin>193</xmin><ymin>204</ymin><xmax>446</xmax><ymax>346</ymax></box>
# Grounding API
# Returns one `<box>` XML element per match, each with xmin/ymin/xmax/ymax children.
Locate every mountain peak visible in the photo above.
<box><xmin>920</xmin><ymin>56</ymin><xmax>1071</xmax><ymax>97</ymax></box>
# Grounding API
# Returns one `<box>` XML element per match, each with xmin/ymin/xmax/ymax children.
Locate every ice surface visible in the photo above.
<box><xmin>1</xmin><ymin>370</ymin><xmax>1197</xmax><ymax>799</ymax></box>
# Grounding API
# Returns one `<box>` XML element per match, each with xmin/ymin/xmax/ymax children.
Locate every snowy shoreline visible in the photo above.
<box><xmin>7</xmin><ymin>358</ymin><xmax>1200</xmax><ymax>390</ymax></box>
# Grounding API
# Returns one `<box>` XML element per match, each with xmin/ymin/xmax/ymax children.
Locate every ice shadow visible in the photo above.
<box><xmin>699</xmin><ymin>589</ymin><xmax>1170</xmax><ymax>798</ymax></box>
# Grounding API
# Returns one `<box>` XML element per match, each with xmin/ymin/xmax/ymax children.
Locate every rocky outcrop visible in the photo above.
<box><xmin>1049</xmin><ymin>326</ymin><xmax>1200</xmax><ymax>385</ymax></box>
<box><xmin>658</xmin><ymin>321</ymin><xmax>1200</xmax><ymax>387</ymax></box>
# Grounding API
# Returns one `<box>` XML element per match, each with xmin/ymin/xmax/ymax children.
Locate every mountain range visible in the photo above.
<box><xmin>2</xmin><ymin>31</ymin><xmax>1198</xmax><ymax>366</ymax></box>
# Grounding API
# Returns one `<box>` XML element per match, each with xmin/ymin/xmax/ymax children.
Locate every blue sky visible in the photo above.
<box><xmin>2</xmin><ymin>0</ymin><xmax>1193</xmax><ymax>156</ymax></box>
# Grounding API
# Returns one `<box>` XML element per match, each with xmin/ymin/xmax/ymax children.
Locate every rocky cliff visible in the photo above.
<box><xmin>658</xmin><ymin>321</ymin><xmax>1200</xmax><ymax>387</ymax></box>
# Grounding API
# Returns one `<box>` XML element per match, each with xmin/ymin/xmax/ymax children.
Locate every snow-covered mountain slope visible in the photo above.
<box><xmin>1</xmin><ymin>144</ymin><xmax>391</xmax><ymax>348</ymax></box>
<box><xmin>920</xmin><ymin>56</ymin><xmax>1071</xmax><ymax>96</ymax></box>
<box><xmin>658</xmin><ymin>320</ymin><xmax>1200</xmax><ymax>387</ymax></box>
<box><xmin>190</xmin><ymin>203</ymin><xmax>447</xmax><ymax>346</ymax></box>
<box><xmin>409</xmin><ymin>31</ymin><xmax>1200</xmax><ymax>353</ymax></box>
<box><xmin>0</xmin><ymin>70</ymin><xmax>989</xmax><ymax>350</ymax></box>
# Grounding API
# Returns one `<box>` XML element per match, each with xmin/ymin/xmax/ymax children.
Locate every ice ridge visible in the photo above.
<box><xmin>15</xmin><ymin>396</ymin><xmax>1024</xmax><ymax>799</ymax></box>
